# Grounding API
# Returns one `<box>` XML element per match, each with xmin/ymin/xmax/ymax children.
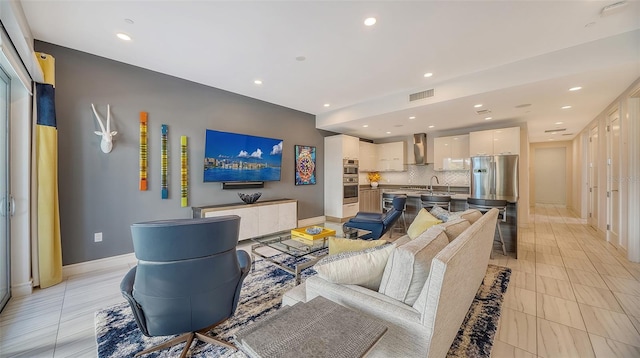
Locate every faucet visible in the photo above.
<box><xmin>429</xmin><ymin>175</ymin><xmax>439</xmax><ymax>193</ymax></box>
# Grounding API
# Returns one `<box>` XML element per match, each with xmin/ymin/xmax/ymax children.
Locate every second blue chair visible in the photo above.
<box><xmin>343</xmin><ymin>195</ymin><xmax>407</xmax><ymax>240</ymax></box>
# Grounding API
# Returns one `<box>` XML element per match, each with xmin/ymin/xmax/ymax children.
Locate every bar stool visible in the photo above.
<box><xmin>467</xmin><ymin>198</ymin><xmax>507</xmax><ymax>256</ymax></box>
<box><xmin>420</xmin><ymin>195</ymin><xmax>451</xmax><ymax>212</ymax></box>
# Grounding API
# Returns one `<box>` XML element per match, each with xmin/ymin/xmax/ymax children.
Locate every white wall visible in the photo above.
<box><xmin>533</xmin><ymin>147</ymin><xmax>566</xmax><ymax>205</ymax></box>
<box><xmin>572</xmin><ymin>77</ymin><xmax>640</xmax><ymax>261</ymax></box>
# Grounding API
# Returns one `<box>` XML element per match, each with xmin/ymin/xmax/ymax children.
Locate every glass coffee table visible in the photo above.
<box><xmin>250</xmin><ymin>223</ymin><xmax>371</xmax><ymax>285</ymax></box>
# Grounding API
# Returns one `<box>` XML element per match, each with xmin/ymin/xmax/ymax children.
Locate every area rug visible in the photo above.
<box><xmin>96</xmin><ymin>260</ymin><xmax>510</xmax><ymax>358</ymax></box>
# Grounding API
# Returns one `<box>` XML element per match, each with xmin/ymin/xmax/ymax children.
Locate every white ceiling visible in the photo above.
<box><xmin>20</xmin><ymin>1</ymin><xmax>640</xmax><ymax>143</ymax></box>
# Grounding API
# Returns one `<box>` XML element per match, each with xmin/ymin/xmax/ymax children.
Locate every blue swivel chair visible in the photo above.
<box><xmin>120</xmin><ymin>215</ymin><xmax>251</xmax><ymax>358</ymax></box>
<box><xmin>343</xmin><ymin>195</ymin><xmax>407</xmax><ymax>240</ymax></box>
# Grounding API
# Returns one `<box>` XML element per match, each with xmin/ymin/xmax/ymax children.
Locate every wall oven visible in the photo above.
<box><xmin>343</xmin><ymin>159</ymin><xmax>359</xmax><ymax>175</ymax></box>
<box><xmin>343</xmin><ymin>179</ymin><xmax>359</xmax><ymax>204</ymax></box>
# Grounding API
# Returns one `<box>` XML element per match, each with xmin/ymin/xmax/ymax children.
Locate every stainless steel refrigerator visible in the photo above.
<box><xmin>470</xmin><ymin>155</ymin><xmax>519</xmax><ymax>198</ymax></box>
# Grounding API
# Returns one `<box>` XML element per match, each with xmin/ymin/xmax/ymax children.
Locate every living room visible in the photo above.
<box><xmin>2</xmin><ymin>1</ymin><xmax>640</xmax><ymax>357</ymax></box>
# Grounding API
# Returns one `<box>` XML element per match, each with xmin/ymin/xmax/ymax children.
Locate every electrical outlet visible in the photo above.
<box><xmin>94</xmin><ymin>232</ymin><xmax>103</xmax><ymax>242</ymax></box>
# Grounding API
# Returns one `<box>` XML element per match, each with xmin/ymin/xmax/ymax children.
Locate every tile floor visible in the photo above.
<box><xmin>490</xmin><ymin>204</ymin><xmax>640</xmax><ymax>358</ymax></box>
<box><xmin>1</xmin><ymin>205</ymin><xmax>639</xmax><ymax>357</ymax></box>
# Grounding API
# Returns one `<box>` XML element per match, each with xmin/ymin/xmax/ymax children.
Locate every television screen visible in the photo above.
<box><xmin>203</xmin><ymin>129</ymin><xmax>283</xmax><ymax>182</ymax></box>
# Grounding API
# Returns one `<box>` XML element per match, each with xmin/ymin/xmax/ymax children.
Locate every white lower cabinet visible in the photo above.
<box><xmin>195</xmin><ymin>199</ymin><xmax>298</xmax><ymax>240</ymax></box>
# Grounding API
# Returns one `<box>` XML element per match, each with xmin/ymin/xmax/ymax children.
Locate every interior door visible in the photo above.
<box><xmin>0</xmin><ymin>66</ymin><xmax>10</xmax><ymax>311</ymax></box>
<box><xmin>588</xmin><ymin>125</ymin><xmax>599</xmax><ymax>228</ymax></box>
<box><xmin>607</xmin><ymin>110</ymin><xmax>621</xmax><ymax>246</ymax></box>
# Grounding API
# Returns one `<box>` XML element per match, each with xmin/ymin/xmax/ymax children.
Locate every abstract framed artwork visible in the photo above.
<box><xmin>295</xmin><ymin>145</ymin><xmax>316</xmax><ymax>185</ymax></box>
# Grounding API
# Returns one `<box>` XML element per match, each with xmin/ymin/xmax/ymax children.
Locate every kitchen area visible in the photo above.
<box><xmin>325</xmin><ymin>127</ymin><xmax>522</xmax><ymax>254</ymax></box>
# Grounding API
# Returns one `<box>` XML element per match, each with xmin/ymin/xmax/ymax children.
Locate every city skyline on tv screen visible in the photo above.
<box><xmin>203</xmin><ymin>129</ymin><xmax>283</xmax><ymax>182</ymax></box>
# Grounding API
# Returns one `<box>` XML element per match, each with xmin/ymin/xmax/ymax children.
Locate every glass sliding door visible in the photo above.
<box><xmin>0</xmin><ymin>65</ymin><xmax>10</xmax><ymax>311</ymax></box>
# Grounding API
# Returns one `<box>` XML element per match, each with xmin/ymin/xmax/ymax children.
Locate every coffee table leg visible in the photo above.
<box><xmin>295</xmin><ymin>264</ymin><xmax>301</xmax><ymax>285</ymax></box>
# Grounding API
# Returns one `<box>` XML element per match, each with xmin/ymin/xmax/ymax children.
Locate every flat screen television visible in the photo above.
<box><xmin>203</xmin><ymin>129</ymin><xmax>283</xmax><ymax>183</ymax></box>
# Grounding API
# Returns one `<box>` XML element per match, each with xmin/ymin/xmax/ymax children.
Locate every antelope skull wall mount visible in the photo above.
<box><xmin>91</xmin><ymin>103</ymin><xmax>118</xmax><ymax>153</ymax></box>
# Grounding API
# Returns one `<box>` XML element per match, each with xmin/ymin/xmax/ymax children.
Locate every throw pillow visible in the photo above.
<box><xmin>328</xmin><ymin>237</ymin><xmax>387</xmax><ymax>255</ymax></box>
<box><xmin>314</xmin><ymin>244</ymin><xmax>396</xmax><ymax>291</ymax></box>
<box><xmin>406</xmin><ymin>209</ymin><xmax>442</xmax><ymax>239</ymax></box>
<box><xmin>436</xmin><ymin>218</ymin><xmax>471</xmax><ymax>242</ymax></box>
<box><xmin>429</xmin><ymin>206</ymin><xmax>461</xmax><ymax>222</ymax></box>
<box><xmin>378</xmin><ymin>229</ymin><xmax>449</xmax><ymax>305</ymax></box>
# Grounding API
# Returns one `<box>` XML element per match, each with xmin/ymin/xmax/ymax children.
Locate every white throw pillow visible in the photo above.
<box><xmin>378</xmin><ymin>228</ymin><xmax>449</xmax><ymax>305</ymax></box>
<box><xmin>314</xmin><ymin>244</ymin><xmax>396</xmax><ymax>291</ymax></box>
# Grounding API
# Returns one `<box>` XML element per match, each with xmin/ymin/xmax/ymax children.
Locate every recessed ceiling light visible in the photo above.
<box><xmin>548</xmin><ymin>139</ymin><xmax>554</xmax><ymax>141</ymax></box>
<box><xmin>428</xmin><ymin>125</ymin><xmax>435</xmax><ymax>128</ymax></box>
<box><xmin>324</xmin><ymin>103</ymin><xmax>330</xmax><ymax>107</ymax></box>
<box><xmin>362</xmin><ymin>125</ymin><xmax>369</xmax><ymax>128</ymax></box>
<box><xmin>386</xmin><ymin>131</ymin><xmax>391</xmax><ymax>134</ymax></box>
<box><xmin>551</xmin><ymin>132</ymin><xmax>557</xmax><ymax>135</ymax></box>
<box><xmin>474</xmin><ymin>104</ymin><xmax>483</xmax><ymax>108</ymax></box>
<box><xmin>515</xmin><ymin>103</ymin><xmax>532</xmax><ymax>108</ymax></box>
<box><xmin>423</xmin><ymin>73</ymin><xmax>433</xmax><ymax>78</ymax></box>
<box><xmin>409</xmin><ymin>116</ymin><xmax>416</xmax><ymax>120</ymax></box>
<box><xmin>296</xmin><ymin>56</ymin><xmax>306</xmax><ymax>62</ymax></box>
<box><xmin>394</xmin><ymin>124</ymin><xmax>403</xmax><ymax>128</ymax></box>
<box><xmin>555</xmin><ymin>121</ymin><xmax>564</xmax><ymax>125</ymax></box>
<box><xmin>254</xmin><ymin>79</ymin><xmax>263</xmax><ymax>85</ymax></box>
<box><xmin>124</xmin><ymin>19</ymin><xmax>134</xmax><ymax>25</ymax></box>
<box><xmin>116</xmin><ymin>33</ymin><xmax>131</xmax><ymax>41</ymax></box>
<box><xmin>562</xmin><ymin>105</ymin><xmax>572</xmax><ymax>109</ymax></box>
<box><xmin>569</xmin><ymin>86</ymin><xmax>582</xmax><ymax>91</ymax></box>
<box><xmin>485</xmin><ymin>117</ymin><xmax>493</xmax><ymax>120</ymax></box>
<box><xmin>364</xmin><ymin>17</ymin><xmax>377</xmax><ymax>26</ymax></box>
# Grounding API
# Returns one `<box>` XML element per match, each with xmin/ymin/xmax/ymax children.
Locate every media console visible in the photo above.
<box><xmin>192</xmin><ymin>199</ymin><xmax>298</xmax><ymax>241</ymax></box>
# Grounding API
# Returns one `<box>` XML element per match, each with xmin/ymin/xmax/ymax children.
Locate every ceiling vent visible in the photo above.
<box><xmin>475</xmin><ymin>109</ymin><xmax>492</xmax><ymax>115</ymax></box>
<box><xmin>544</xmin><ymin>128</ymin><xmax>567</xmax><ymax>133</ymax></box>
<box><xmin>409</xmin><ymin>89</ymin><xmax>434</xmax><ymax>102</ymax></box>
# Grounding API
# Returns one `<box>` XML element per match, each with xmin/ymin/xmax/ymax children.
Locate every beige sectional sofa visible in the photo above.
<box><xmin>282</xmin><ymin>208</ymin><xmax>499</xmax><ymax>358</ymax></box>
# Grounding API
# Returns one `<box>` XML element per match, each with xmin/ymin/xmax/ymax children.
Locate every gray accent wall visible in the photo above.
<box><xmin>35</xmin><ymin>41</ymin><xmax>325</xmax><ymax>265</ymax></box>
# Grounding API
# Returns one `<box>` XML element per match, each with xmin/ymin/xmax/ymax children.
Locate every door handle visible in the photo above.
<box><xmin>10</xmin><ymin>196</ymin><xmax>15</xmax><ymax>217</ymax></box>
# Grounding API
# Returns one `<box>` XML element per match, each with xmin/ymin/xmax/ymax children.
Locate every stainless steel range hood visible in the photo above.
<box><xmin>413</xmin><ymin>133</ymin><xmax>427</xmax><ymax>165</ymax></box>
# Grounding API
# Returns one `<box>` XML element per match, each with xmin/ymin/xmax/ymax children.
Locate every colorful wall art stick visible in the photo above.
<box><xmin>181</xmin><ymin>136</ymin><xmax>188</xmax><ymax>207</ymax></box>
<box><xmin>161</xmin><ymin>124</ymin><xmax>168</xmax><ymax>199</ymax></box>
<box><xmin>139</xmin><ymin>112</ymin><xmax>148</xmax><ymax>191</ymax></box>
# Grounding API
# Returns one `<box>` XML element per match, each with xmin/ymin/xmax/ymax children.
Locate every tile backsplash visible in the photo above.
<box><xmin>360</xmin><ymin>165</ymin><xmax>470</xmax><ymax>186</ymax></box>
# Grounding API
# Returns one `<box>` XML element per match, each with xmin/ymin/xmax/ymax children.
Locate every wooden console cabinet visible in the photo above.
<box><xmin>192</xmin><ymin>199</ymin><xmax>297</xmax><ymax>241</ymax></box>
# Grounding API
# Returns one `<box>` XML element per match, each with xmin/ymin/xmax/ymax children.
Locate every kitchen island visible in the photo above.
<box><xmin>380</xmin><ymin>187</ymin><xmax>518</xmax><ymax>256</ymax></box>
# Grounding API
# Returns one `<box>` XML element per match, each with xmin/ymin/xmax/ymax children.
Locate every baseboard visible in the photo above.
<box><xmin>62</xmin><ymin>252</ymin><xmax>136</xmax><ymax>279</ymax></box>
<box><xmin>298</xmin><ymin>216</ymin><xmax>325</xmax><ymax>227</ymax></box>
<box><xmin>11</xmin><ymin>279</ymin><xmax>33</xmax><ymax>297</ymax></box>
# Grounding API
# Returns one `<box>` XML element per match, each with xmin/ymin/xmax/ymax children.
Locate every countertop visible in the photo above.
<box><xmin>373</xmin><ymin>187</ymin><xmax>518</xmax><ymax>203</ymax></box>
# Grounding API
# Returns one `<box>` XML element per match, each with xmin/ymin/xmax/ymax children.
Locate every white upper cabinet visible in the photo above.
<box><xmin>343</xmin><ymin>135</ymin><xmax>360</xmax><ymax>159</ymax></box>
<box><xmin>359</xmin><ymin>141</ymin><xmax>378</xmax><ymax>172</ymax></box>
<box><xmin>433</xmin><ymin>134</ymin><xmax>469</xmax><ymax>171</ymax></box>
<box><xmin>469</xmin><ymin>130</ymin><xmax>494</xmax><ymax>156</ymax></box>
<box><xmin>469</xmin><ymin>127</ymin><xmax>520</xmax><ymax>156</ymax></box>
<box><xmin>377</xmin><ymin>141</ymin><xmax>406</xmax><ymax>171</ymax></box>
<box><xmin>492</xmin><ymin>127</ymin><xmax>520</xmax><ymax>155</ymax></box>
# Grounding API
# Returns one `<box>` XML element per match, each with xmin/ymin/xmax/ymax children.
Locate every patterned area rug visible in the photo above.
<box><xmin>95</xmin><ymin>259</ymin><xmax>510</xmax><ymax>358</ymax></box>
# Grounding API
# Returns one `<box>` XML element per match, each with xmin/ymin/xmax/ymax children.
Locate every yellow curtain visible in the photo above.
<box><xmin>34</xmin><ymin>52</ymin><xmax>62</xmax><ymax>288</ymax></box>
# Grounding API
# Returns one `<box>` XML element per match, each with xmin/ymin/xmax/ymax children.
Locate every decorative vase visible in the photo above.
<box><xmin>371</xmin><ymin>182</ymin><xmax>379</xmax><ymax>188</ymax></box>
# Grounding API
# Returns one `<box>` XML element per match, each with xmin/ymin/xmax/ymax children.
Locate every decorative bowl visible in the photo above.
<box><xmin>305</xmin><ymin>226</ymin><xmax>323</xmax><ymax>235</ymax></box>
<box><xmin>238</xmin><ymin>192</ymin><xmax>262</xmax><ymax>204</ymax></box>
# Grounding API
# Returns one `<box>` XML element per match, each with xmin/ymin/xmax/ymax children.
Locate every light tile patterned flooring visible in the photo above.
<box><xmin>1</xmin><ymin>205</ymin><xmax>639</xmax><ymax>357</ymax></box>
<box><xmin>490</xmin><ymin>204</ymin><xmax>640</xmax><ymax>358</ymax></box>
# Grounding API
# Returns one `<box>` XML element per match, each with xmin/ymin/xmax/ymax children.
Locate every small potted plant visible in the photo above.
<box><xmin>367</xmin><ymin>171</ymin><xmax>381</xmax><ymax>188</ymax></box>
